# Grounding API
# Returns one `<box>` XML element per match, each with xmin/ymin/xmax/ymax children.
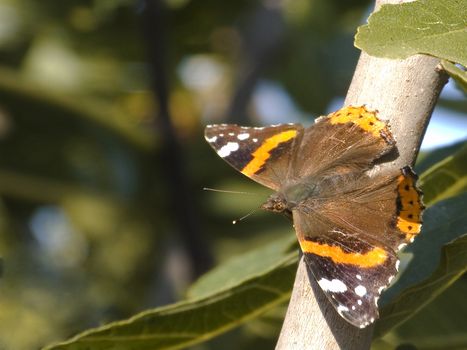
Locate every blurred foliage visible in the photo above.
<box><xmin>41</xmin><ymin>141</ymin><xmax>467</xmax><ymax>350</ymax></box>
<box><xmin>0</xmin><ymin>0</ymin><xmax>464</xmax><ymax>349</ymax></box>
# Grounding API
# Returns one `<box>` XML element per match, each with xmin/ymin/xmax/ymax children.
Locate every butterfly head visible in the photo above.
<box><xmin>260</xmin><ymin>193</ymin><xmax>292</xmax><ymax>218</ymax></box>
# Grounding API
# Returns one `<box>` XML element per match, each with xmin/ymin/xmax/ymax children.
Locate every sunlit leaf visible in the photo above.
<box><xmin>44</xmin><ymin>242</ymin><xmax>297</xmax><ymax>350</ymax></box>
<box><xmin>355</xmin><ymin>0</ymin><xmax>467</xmax><ymax>66</ymax></box>
<box><xmin>188</xmin><ymin>234</ymin><xmax>297</xmax><ymax>299</ymax></box>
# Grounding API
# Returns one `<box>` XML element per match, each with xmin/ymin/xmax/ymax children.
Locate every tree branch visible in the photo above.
<box><xmin>275</xmin><ymin>0</ymin><xmax>448</xmax><ymax>348</ymax></box>
<box><xmin>142</xmin><ymin>0</ymin><xmax>214</xmax><ymax>279</ymax></box>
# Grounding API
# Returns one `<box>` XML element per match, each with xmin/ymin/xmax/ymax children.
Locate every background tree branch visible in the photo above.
<box><xmin>275</xmin><ymin>0</ymin><xmax>449</xmax><ymax>348</ymax></box>
<box><xmin>142</xmin><ymin>0</ymin><xmax>214</xmax><ymax>282</ymax></box>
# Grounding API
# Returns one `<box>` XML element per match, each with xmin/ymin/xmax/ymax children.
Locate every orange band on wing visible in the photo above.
<box><xmin>299</xmin><ymin>239</ymin><xmax>388</xmax><ymax>268</ymax></box>
<box><xmin>397</xmin><ymin>172</ymin><xmax>423</xmax><ymax>240</ymax></box>
<box><xmin>241</xmin><ymin>130</ymin><xmax>297</xmax><ymax>176</ymax></box>
<box><xmin>329</xmin><ymin>106</ymin><xmax>390</xmax><ymax>139</ymax></box>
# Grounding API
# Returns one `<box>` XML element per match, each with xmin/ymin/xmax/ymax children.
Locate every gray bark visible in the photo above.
<box><xmin>275</xmin><ymin>0</ymin><xmax>448</xmax><ymax>348</ymax></box>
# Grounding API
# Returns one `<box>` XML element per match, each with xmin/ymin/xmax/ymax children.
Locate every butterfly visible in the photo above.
<box><xmin>204</xmin><ymin>105</ymin><xmax>423</xmax><ymax>328</ymax></box>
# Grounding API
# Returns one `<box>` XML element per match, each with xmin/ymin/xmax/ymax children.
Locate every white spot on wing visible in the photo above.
<box><xmin>355</xmin><ymin>285</ymin><xmax>367</xmax><ymax>297</ymax></box>
<box><xmin>237</xmin><ymin>133</ymin><xmax>250</xmax><ymax>140</ymax></box>
<box><xmin>337</xmin><ymin>305</ymin><xmax>349</xmax><ymax>315</ymax></box>
<box><xmin>397</xmin><ymin>242</ymin><xmax>407</xmax><ymax>251</ymax></box>
<box><xmin>378</xmin><ymin>286</ymin><xmax>385</xmax><ymax>294</ymax></box>
<box><xmin>253</xmin><ymin>138</ymin><xmax>258</xmax><ymax>142</ymax></box>
<box><xmin>395</xmin><ymin>260</ymin><xmax>400</xmax><ymax>271</ymax></box>
<box><xmin>356</xmin><ymin>274</ymin><xmax>362</xmax><ymax>280</ymax></box>
<box><xmin>206</xmin><ymin>136</ymin><xmax>217</xmax><ymax>143</ymax></box>
<box><xmin>388</xmin><ymin>275</ymin><xmax>395</xmax><ymax>284</ymax></box>
<box><xmin>357</xmin><ymin>299</ymin><xmax>362</xmax><ymax>305</ymax></box>
<box><xmin>218</xmin><ymin>142</ymin><xmax>239</xmax><ymax>158</ymax></box>
<box><xmin>318</xmin><ymin>278</ymin><xmax>347</xmax><ymax>293</ymax></box>
<box><xmin>228</xmin><ymin>132</ymin><xmax>234</xmax><ymax>136</ymax></box>
<box><xmin>351</xmin><ymin>305</ymin><xmax>356</xmax><ymax>310</ymax></box>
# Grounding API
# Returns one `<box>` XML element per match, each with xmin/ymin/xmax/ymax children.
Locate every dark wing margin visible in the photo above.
<box><xmin>205</xmin><ymin>124</ymin><xmax>303</xmax><ymax>190</ymax></box>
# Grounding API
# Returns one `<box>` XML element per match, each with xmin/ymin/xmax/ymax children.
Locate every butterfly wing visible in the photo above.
<box><xmin>287</xmin><ymin>106</ymin><xmax>395</xmax><ymax>182</ymax></box>
<box><xmin>292</xmin><ymin>167</ymin><xmax>423</xmax><ymax>328</ymax></box>
<box><xmin>204</xmin><ymin>106</ymin><xmax>424</xmax><ymax>328</ymax></box>
<box><xmin>205</xmin><ymin>124</ymin><xmax>303</xmax><ymax>190</ymax></box>
<box><xmin>302</xmin><ymin>236</ymin><xmax>398</xmax><ymax>328</ymax></box>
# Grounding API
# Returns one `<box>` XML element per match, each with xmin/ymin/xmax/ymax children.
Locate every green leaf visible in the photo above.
<box><xmin>44</xmin><ymin>239</ymin><xmax>298</xmax><ymax>350</ymax></box>
<box><xmin>375</xmin><ymin>193</ymin><xmax>467</xmax><ymax>337</ymax></box>
<box><xmin>187</xmin><ymin>234</ymin><xmax>297</xmax><ymax>299</ymax></box>
<box><xmin>416</xmin><ymin>140</ymin><xmax>466</xmax><ymax>174</ymax></box>
<box><xmin>441</xmin><ymin>60</ymin><xmax>467</xmax><ymax>93</ymax></box>
<box><xmin>418</xmin><ymin>142</ymin><xmax>467</xmax><ymax>206</ymax></box>
<box><xmin>355</xmin><ymin>0</ymin><xmax>467</xmax><ymax>66</ymax></box>
<box><xmin>378</xmin><ymin>279</ymin><xmax>467</xmax><ymax>348</ymax></box>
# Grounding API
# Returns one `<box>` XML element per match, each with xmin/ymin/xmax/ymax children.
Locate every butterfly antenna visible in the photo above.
<box><xmin>232</xmin><ymin>208</ymin><xmax>258</xmax><ymax>225</ymax></box>
<box><xmin>203</xmin><ymin>187</ymin><xmax>257</xmax><ymax>196</ymax></box>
